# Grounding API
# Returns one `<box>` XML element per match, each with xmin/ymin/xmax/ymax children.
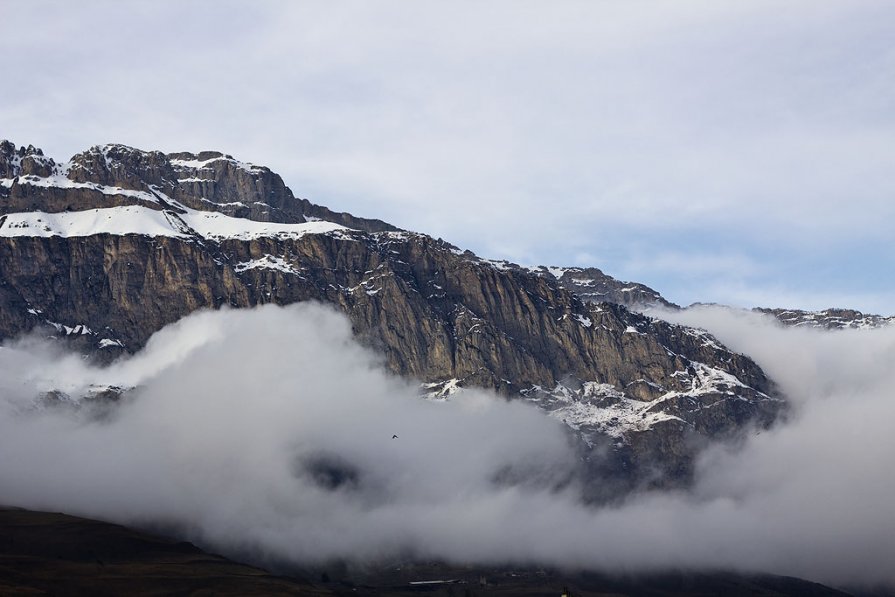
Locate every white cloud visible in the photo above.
<box><xmin>1</xmin><ymin>304</ymin><xmax>895</xmax><ymax>589</ymax></box>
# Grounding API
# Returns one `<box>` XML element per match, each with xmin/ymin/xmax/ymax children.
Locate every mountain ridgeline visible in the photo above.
<box><xmin>1</xmin><ymin>141</ymin><xmax>783</xmax><ymax>495</ymax></box>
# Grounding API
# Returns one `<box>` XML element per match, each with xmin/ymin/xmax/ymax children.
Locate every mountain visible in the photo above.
<box><xmin>0</xmin><ymin>141</ymin><xmax>783</xmax><ymax>495</ymax></box>
<box><xmin>753</xmin><ymin>307</ymin><xmax>894</xmax><ymax>330</ymax></box>
<box><xmin>485</xmin><ymin>261</ymin><xmax>677</xmax><ymax>309</ymax></box>
<box><xmin>0</xmin><ymin>507</ymin><xmax>329</xmax><ymax>596</ymax></box>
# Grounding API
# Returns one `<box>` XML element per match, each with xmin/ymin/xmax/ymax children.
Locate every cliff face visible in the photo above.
<box><xmin>0</xmin><ymin>142</ymin><xmax>395</xmax><ymax>231</ymax></box>
<box><xmin>507</xmin><ymin>263</ymin><xmax>678</xmax><ymax>309</ymax></box>
<box><xmin>754</xmin><ymin>306</ymin><xmax>894</xmax><ymax>330</ymax></box>
<box><xmin>0</xmin><ymin>141</ymin><xmax>783</xmax><ymax>494</ymax></box>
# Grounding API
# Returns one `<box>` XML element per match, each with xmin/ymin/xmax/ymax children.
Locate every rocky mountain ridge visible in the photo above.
<box><xmin>0</xmin><ymin>141</ymin><xmax>396</xmax><ymax>233</ymax></box>
<box><xmin>486</xmin><ymin>259</ymin><xmax>893</xmax><ymax>331</ymax></box>
<box><xmin>1</xmin><ymin>140</ymin><xmax>783</xmax><ymax>494</ymax></box>
<box><xmin>482</xmin><ymin>260</ymin><xmax>677</xmax><ymax>309</ymax></box>
<box><xmin>753</xmin><ymin>307</ymin><xmax>894</xmax><ymax>330</ymax></box>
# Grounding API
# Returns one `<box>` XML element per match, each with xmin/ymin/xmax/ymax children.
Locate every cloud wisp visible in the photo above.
<box><xmin>1</xmin><ymin>303</ymin><xmax>894</xmax><ymax>588</ymax></box>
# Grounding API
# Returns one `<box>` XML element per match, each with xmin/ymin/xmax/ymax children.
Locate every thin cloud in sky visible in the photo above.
<box><xmin>1</xmin><ymin>0</ymin><xmax>893</xmax><ymax>311</ymax></box>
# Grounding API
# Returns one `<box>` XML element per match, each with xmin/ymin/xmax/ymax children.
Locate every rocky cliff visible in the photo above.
<box><xmin>754</xmin><ymin>306</ymin><xmax>894</xmax><ymax>330</ymax></box>
<box><xmin>0</xmin><ymin>141</ymin><xmax>784</xmax><ymax>495</ymax></box>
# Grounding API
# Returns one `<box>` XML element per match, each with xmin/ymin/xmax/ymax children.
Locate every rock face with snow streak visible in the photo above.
<box><xmin>0</xmin><ymin>141</ymin><xmax>783</xmax><ymax>495</ymax></box>
<box><xmin>522</xmin><ymin>264</ymin><xmax>676</xmax><ymax>309</ymax></box>
<box><xmin>754</xmin><ymin>307</ymin><xmax>894</xmax><ymax>330</ymax></box>
<box><xmin>1</xmin><ymin>142</ymin><xmax>396</xmax><ymax>232</ymax></box>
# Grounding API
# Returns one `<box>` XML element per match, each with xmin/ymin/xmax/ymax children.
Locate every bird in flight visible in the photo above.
<box><xmin>392</xmin><ymin>434</ymin><xmax>399</xmax><ymax>439</ymax></box>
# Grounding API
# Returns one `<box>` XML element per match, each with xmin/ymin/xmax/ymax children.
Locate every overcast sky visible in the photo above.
<box><xmin>2</xmin><ymin>0</ymin><xmax>893</xmax><ymax>312</ymax></box>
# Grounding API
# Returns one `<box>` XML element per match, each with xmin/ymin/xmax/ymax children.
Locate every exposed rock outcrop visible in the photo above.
<box><xmin>755</xmin><ymin>306</ymin><xmax>894</xmax><ymax>330</ymax></box>
<box><xmin>0</xmin><ymin>141</ymin><xmax>785</xmax><ymax>495</ymax></box>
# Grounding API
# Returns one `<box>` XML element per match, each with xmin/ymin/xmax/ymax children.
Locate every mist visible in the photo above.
<box><xmin>1</xmin><ymin>303</ymin><xmax>893</xmax><ymax>588</ymax></box>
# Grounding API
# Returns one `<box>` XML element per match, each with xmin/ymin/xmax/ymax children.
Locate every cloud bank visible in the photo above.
<box><xmin>1</xmin><ymin>303</ymin><xmax>894</xmax><ymax>589</ymax></box>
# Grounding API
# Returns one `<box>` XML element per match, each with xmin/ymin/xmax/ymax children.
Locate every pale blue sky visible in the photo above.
<box><xmin>2</xmin><ymin>0</ymin><xmax>893</xmax><ymax>312</ymax></box>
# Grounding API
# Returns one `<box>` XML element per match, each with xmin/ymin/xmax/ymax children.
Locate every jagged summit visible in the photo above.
<box><xmin>0</xmin><ymin>140</ymin><xmax>785</xmax><ymax>494</ymax></box>
<box><xmin>0</xmin><ymin>140</ymin><xmax>56</xmax><ymax>178</ymax></box>
<box><xmin>480</xmin><ymin>260</ymin><xmax>677</xmax><ymax>310</ymax></box>
<box><xmin>1</xmin><ymin>141</ymin><xmax>397</xmax><ymax>233</ymax></box>
<box><xmin>67</xmin><ymin>143</ymin><xmax>177</xmax><ymax>191</ymax></box>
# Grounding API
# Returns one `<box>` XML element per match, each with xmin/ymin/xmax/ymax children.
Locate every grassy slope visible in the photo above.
<box><xmin>0</xmin><ymin>507</ymin><xmax>859</xmax><ymax>596</ymax></box>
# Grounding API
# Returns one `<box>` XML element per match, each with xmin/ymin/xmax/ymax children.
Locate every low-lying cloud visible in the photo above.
<box><xmin>1</xmin><ymin>303</ymin><xmax>893</xmax><ymax>589</ymax></box>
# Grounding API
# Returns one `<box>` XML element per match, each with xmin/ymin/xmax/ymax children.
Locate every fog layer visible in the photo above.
<box><xmin>1</xmin><ymin>303</ymin><xmax>893</xmax><ymax>587</ymax></box>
